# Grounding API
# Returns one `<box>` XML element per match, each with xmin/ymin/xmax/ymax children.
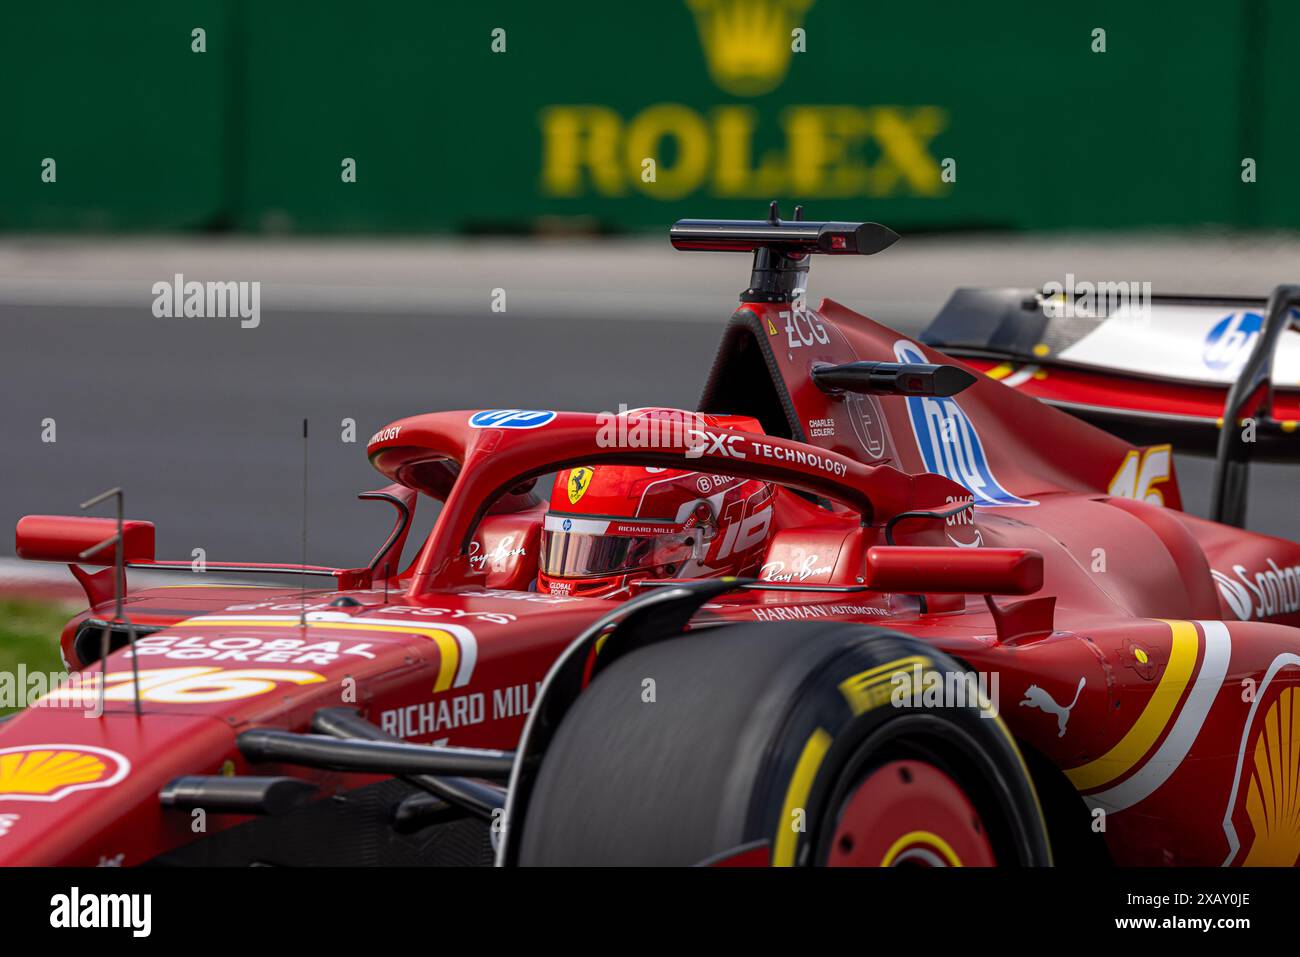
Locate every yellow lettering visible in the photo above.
<box><xmin>626</xmin><ymin>104</ymin><xmax>710</xmax><ymax>199</ymax></box>
<box><xmin>869</xmin><ymin>106</ymin><xmax>947</xmax><ymax>196</ymax></box>
<box><xmin>539</xmin><ymin>102</ymin><xmax>948</xmax><ymax>201</ymax></box>
<box><xmin>783</xmin><ymin>106</ymin><xmax>872</xmax><ymax>197</ymax></box>
<box><xmin>713</xmin><ymin>106</ymin><xmax>785</xmax><ymax>197</ymax></box>
<box><xmin>540</xmin><ymin>106</ymin><xmax>625</xmax><ymax>197</ymax></box>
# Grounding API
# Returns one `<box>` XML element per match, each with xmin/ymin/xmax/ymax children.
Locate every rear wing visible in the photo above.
<box><xmin>921</xmin><ymin>284</ymin><xmax>1300</xmax><ymax>526</ymax></box>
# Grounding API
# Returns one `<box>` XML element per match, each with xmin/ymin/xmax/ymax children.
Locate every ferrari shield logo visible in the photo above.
<box><xmin>568</xmin><ymin>467</ymin><xmax>594</xmax><ymax>505</ymax></box>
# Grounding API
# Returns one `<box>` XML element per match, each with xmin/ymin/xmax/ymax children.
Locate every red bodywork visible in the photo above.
<box><xmin>6</xmin><ymin>296</ymin><xmax>1300</xmax><ymax>867</ymax></box>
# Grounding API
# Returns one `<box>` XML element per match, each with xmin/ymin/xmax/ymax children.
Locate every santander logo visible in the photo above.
<box><xmin>1214</xmin><ymin>561</ymin><xmax>1300</xmax><ymax>621</ymax></box>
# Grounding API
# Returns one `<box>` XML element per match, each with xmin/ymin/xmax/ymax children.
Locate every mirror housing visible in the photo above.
<box><xmin>865</xmin><ymin>546</ymin><xmax>1043</xmax><ymax>595</ymax></box>
<box><xmin>15</xmin><ymin>515</ymin><xmax>156</xmax><ymax>565</ymax></box>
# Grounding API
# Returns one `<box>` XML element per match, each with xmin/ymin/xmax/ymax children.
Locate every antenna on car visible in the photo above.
<box><xmin>300</xmin><ymin>418</ymin><xmax>309</xmax><ymax>628</ymax></box>
<box><xmin>78</xmin><ymin>487</ymin><xmax>142</xmax><ymax>717</ymax></box>
<box><xmin>670</xmin><ymin>201</ymin><xmax>898</xmax><ymax>303</ymax></box>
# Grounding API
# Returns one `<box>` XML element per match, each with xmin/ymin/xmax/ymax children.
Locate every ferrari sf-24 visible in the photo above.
<box><xmin>5</xmin><ymin>205</ymin><xmax>1300</xmax><ymax>866</ymax></box>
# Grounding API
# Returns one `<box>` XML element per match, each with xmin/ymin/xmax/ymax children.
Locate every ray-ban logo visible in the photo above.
<box><xmin>151</xmin><ymin>274</ymin><xmax>260</xmax><ymax>329</ymax></box>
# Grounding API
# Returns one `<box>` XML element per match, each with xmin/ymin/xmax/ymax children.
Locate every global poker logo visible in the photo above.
<box><xmin>892</xmin><ymin>340</ymin><xmax>1036</xmax><ymax>508</ymax></box>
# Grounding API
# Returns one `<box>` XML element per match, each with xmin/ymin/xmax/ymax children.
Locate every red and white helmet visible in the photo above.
<box><xmin>537</xmin><ymin>409</ymin><xmax>776</xmax><ymax>599</ymax></box>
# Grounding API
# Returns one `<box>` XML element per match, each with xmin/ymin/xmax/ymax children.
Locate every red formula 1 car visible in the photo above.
<box><xmin>5</xmin><ymin>207</ymin><xmax>1300</xmax><ymax>867</ymax></box>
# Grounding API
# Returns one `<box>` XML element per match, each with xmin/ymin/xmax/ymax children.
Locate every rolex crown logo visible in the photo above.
<box><xmin>687</xmin><ymin>0</ymin><xmax>814</xmax><ymax>97</ymax></box>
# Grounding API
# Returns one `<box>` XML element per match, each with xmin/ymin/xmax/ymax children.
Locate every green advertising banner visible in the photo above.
<box><xmin>0</xmin><ymin>4</ymin><xmax>232</xmax><ymax>230</ymax></box>
<box><xmin>1</xmin><ymin>1</ymin><xmax>1294</xmax><ymax>233</ymax></box>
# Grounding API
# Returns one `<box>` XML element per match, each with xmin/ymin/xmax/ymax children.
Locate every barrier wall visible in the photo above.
<box><xmin>1</xmin><ymin>1</ymin><xmax>1293</xmax><ymax>232</ymax></box>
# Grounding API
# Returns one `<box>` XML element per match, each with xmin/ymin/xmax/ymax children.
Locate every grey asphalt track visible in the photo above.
<box><xmin>0</xmin><ymin>303</ymin><xmax>735</xmax><ymax>569</ymax></box>
<box><xmin>2</xmin><ymin>236</ymin><xmax>1298</xmax><ymax>576</ymax></box>
<box><xmin>3</xmin><ymin>305</ymin><xmax>1297</xmax><ymax>573</ymax></box>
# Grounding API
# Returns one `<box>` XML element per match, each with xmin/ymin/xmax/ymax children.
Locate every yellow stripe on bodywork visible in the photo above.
<box><xmin>985</xmin><ymin>363</ymin><xmax>1015</xmax><ymax>381</ymax></box>
<box><xmin>1065</xmin><ymin>619</ymin><xmax>1199</xmax><ymax>791</ymax></box>
<box><xmin>772</xmin><ymin>728</ymin><xmax>833</xmax><ymax>867</ymax></box>
<box><xmin>176</xmin><ymin>617</ymin><xmax>463</xmax><ymax>692</ymax></box>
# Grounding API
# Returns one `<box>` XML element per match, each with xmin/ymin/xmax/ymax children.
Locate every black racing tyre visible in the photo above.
<box><xmin>518</xmin><ymin>621</ymin><xmax>1051</xmax><ymax>866</ymax></box>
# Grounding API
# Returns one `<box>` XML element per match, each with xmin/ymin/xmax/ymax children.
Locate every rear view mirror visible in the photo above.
<box><xmin>865</xmin><ymin>546</ymin><xmax>1043</xmax><ymax>595</ymax></box>
<box><xmin>15</xmin><ymin>515</ymin><xmax>156</xmax><ymax>565</ymax></box>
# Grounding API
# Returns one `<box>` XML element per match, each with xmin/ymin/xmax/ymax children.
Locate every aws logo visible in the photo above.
<box><xmin>687</xmin><ymin>0</ymin><xmax>813</xmax><ymax>96</ymax></box>
<box><xmin>0</xmin><ymin>745</ymin><xmax>130</xmax><ymax>803</ymax></box>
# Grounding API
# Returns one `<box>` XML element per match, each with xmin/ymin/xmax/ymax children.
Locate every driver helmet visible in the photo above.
<box><xmin>537</xmin><ymin>409</ymin><xmax>775</xmax><ymax>599</ymax></box>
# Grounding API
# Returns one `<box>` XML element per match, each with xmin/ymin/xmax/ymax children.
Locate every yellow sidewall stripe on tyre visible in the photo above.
<box><xmin>817</xmin><ymin>659</ymin><xmax>1051</xmax><ymax>867</ymax></box>
<box><xmin>772</xmin><ymin>728</ymin><xmax>833</xmax><ymax>867</ymax></box>
<box><xmin>838</xmin><ymin>655</ymin><xmax>931</xmax><ymax>716</ymax></box>
<box><xmin>985</xmin><ymin>702</ymin><xmax>1053</xmax><ymax>865</ymax></box>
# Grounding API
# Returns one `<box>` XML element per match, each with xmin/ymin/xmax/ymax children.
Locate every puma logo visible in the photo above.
<box><xmin>1020</xmin><ymin>677</ymin><xmax>1086</xmax><ymax>737</ymax></box>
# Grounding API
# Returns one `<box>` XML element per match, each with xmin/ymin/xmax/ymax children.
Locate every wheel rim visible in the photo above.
<box><xmin>825</xmin><ymin>759</ymin><xmax>997</xmax><ymax>867</ymax></box>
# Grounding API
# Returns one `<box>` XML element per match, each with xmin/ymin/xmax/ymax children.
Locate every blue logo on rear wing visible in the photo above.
<box><xmin>893</xmin><ymin>340</ymin><xmax>1037</xmax><ymax>508</ymax></box>
<box><xmin>468</xmin><ymin>410</ymin><xmax>558</xmax><ymax>430</ymax></box>
<box><xmin>1203</xmin><ymin>311</ymin><xmax>1264</xmax><ymax>373</ymax></box>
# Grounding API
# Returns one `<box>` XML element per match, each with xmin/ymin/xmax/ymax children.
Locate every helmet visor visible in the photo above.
<box><xmin>539</xmin><ymin>528</ymin><xmax>696</xmax><ymax>579</ymax></box>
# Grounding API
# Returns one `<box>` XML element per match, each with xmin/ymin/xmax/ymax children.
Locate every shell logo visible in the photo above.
<box><xmin>0</xmin><ymin>744</ymin><xmax>130</xmax><ymax>803</ymax></box>
<box><xmin>1242</xmin><ymin>688</ymin><xmax>1300</xmax><ymax>865</ymax></box>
